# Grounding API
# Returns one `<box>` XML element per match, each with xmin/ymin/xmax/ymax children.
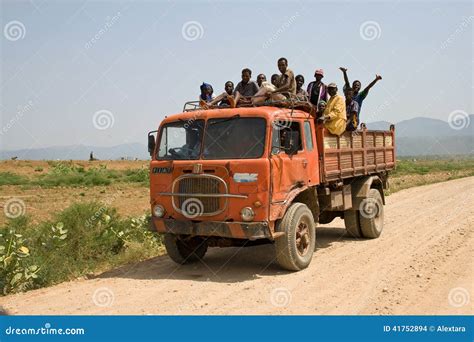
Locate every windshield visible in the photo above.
<box><xmin>157</xmin><ymin>120</ymin><xmax>204</xmax><ymax>160</ymax></box>
<box><xmin>202</xmin><ymin>117</ymin><xmax>266</xmax><ymax>159</ymax></box>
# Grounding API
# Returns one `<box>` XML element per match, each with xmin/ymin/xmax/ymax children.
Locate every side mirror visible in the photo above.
<box><xmin>283</xmin><ymin>131</ymin><xmax>300</xmax><ymax>155</ymax></box>
<box><xmin>148</xmin><ymin>131</ymin><xmax>157</xmax><ymax>156</ymax></box>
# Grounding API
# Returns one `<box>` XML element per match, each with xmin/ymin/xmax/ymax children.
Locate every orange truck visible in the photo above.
<box><xmin>148</xmin><ymin>102</ymin><xmax>395</xmax><ymax>271</ymax></box>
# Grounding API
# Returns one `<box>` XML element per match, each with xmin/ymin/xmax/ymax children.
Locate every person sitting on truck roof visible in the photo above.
<box><xmin>199</xmin><ymin>82</ymin><xmax>215</xmax><ymax>106</ymax></box>
<box><xmin>219</xmin><ymin>81</ymin><xmax>235</xmax><ymax>106</ymax></box>
<box><xmin>307</xmin><ymin>69</ymin><xmax>328</xmax><ymax>107</ymax></box>
<box><xmin>251</xmin><ymin>81</ymin><xmax>276</xmax><ymax>106</ymax></box>
<box><xmin>255</xmin><ymin>58</ymin><xmax>296</xmax><ymax>103</ymax></box>
<box><xmin>206</xmin><ymin>81</ymin><xmax>235</xmax><ymax>108</ymax></box>
<box><xmin>320</xmin><ymin>83</ymin><xmax>346</xmax><ymax>136</ymax></box>
<box><xmin>257</xmin><ymin>74</ymin><xmax>267</xmax><ymax>87</ymax></box>
<box><xmin>273</xmin><ymin>57</ymin><xmax>296</xmax><ymax>97</ymax></box>
<box><xmin>233</xmin><ymin>68</ymin><xmax>260</xmax><ymax>106</ymax></box>
<box><xmin>271</xmin><ymin>74</ymin><xmax>279</xmax><ymax>87</ymax></box>
<box><xmin>344</xmin><ymin>87</ymin><xmax>360</xmax><ymax>131</ymax></box>
<box><xmin>295</xmin><ymin>75</ymin><xmax>309</xmax><ymax>100</ymax></box>
<box><xmin>339</xmin><ymin>67</ymin><xmax>382</xmax><ymax>114</ymax></box>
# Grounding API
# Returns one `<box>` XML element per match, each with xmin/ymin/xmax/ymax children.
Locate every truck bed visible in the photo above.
<box><xmin>316</xmin><ymin>124</ymin><xmax>396</xmax><ymax>182</ymax></box>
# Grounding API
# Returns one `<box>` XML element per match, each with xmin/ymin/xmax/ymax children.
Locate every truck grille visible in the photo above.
<box><xmin>172</xmin><ymin>175</ymin><xmax>227</xmax><ymax>216</ymax></box>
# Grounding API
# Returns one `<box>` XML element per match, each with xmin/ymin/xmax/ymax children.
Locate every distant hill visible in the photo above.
<box><xmin>0</xmin><ymin>143</ymin><xmax>150</xmax><ymax>161</ymax></box>
<box><xmin>1</xmin><ymin>116</ymin><xmax>472</xmax><ymax>159</ymax></box>
<box><xmin>366</xmin><ymin>115</ymin><xmax>473</xmax><ymax>137</ymax></box>
<box><xmin>366</xmin><ymin>115</ymin><xmax>473</xmax><ymax>156</ymax></box>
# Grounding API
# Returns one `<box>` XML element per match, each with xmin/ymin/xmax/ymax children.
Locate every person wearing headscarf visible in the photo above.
<box><xmin>199</xmin><ymin>82</ymin><xmax>215</xmax><ymax>103</ymax></box>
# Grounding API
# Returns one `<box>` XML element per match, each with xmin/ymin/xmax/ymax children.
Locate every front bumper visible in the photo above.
<box><xmin>152</xmin><ymin>218</ymin><xmax>272</xmax><ymax>240</ymax></box>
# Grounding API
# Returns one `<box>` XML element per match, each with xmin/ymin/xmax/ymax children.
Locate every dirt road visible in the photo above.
<box><xmin>1</xmin><ymin>177</ymin><xmax>473</xmax><ymax>315</ymax></box>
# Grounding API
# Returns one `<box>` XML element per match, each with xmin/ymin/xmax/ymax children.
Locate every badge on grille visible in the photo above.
<box><xmin>193</xmin><ymin>163</ymin><xmax>203</xmax><ymax>174</ymax></box>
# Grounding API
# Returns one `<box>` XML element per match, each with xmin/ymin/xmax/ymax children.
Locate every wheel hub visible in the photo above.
<box><xmin>296</xmin><ymin>220</ymin><xmax>310</xmax><ymax>256</ymax></box>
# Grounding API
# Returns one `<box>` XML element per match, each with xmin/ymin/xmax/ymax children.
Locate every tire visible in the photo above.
<box><xmin>359</xmin><ymin>189</ymin><xmax>384</xmax><ymax>239</ymax></box>
<box><xmin>164</xmin><ymin>234</ymin><xmax>208</xmax><ymax>264</ymax></box>
<box><xmin>275</xmin><ymin>203</ymin><xmax>316</xmax><ymax>271</ymax></box>
<box><xmin>344</xmin><ymin>210</ymin><xmax>362</xmax><ymax>238</ymax></box>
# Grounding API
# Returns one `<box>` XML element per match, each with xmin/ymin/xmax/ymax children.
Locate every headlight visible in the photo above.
<box><xmin>240</xmin><ymin>207</ymin><xmax>255</xmax><ymax>222</ymax></box>
<box><xmin>153</xmin><ymin>204</ymin><xmax>165</xmax><ymax>217</ymax></box>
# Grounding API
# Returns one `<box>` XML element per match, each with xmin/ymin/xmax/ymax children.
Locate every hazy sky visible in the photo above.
<box><xmin>0</xmin><ymin>0</ymin><xmax>472</xmax><ymax>150</ymax></box>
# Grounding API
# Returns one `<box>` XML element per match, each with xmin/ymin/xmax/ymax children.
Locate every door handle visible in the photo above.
<box><xmin>302</xmin><ymin>159</ymin><xmax>308</xmax><ymax>168</ymax></box>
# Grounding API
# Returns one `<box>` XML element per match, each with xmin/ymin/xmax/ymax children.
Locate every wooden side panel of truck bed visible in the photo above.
<box><xmin>316</xmin><ymin>125</ymin><xmax>396</xmax><ymax>183</ymax></box>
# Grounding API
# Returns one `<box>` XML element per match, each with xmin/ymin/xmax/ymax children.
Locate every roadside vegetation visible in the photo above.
<box><xmin>0</xmin><ymin>161</ymin><xmax>149</xmax><ymax>187</ymax></box>
<box><xmin>0</xmin><ymin>202</ymin><xmax>163</xmax><ymax>295</ymax></box>
<box><xmin>387</xmin><ymin>157</ymin><xmax>474</xmax><ymax>194</ymax></box>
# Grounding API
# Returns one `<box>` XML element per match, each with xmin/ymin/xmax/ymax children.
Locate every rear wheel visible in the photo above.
<box><xmin>275</xmin><ymin>203</ymin><xmax>316</xmax><ymax>271</ymax></box>
<box><xmin>164</xmin><ymin>234</ymin><xmax>208</xmax><ymax>264</ymax></box>
<box><xmin>359</xmin><ymin>189</ymin><xmax>384</xmax><ymax>238</ymax></box>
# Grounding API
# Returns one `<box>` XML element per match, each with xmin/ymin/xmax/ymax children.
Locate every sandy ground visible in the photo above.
<box><xmin>1</xmin><ymin>177</ymin><xmax>473</xmax><ymax>315</ymax></box>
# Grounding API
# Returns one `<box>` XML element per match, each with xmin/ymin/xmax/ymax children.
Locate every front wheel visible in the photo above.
<box><xmin>275</xmin><ymin>203</ymin><xmax>316</xmax><ymax>271</ymax></box>
<box><xmin>164</xmin><ymin>234</ymin><xmax>208</xmax><ymax>264</ymax></box>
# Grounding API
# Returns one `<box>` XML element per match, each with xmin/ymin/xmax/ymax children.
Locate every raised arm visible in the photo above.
<box><xmin>339</xmin><ymin>67</ymin><xmax>350</xmax><ymax>89</ymax></box>
<box><xmin>362</xmin><ymin>74</ymin><xmax>382</xmax><ymax>93</ymax></box>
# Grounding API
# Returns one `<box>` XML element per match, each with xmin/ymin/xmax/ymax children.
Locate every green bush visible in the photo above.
<box><xmin>0</xmin><ymin>163</ymin><xmax>149</xmax><ymax>188</ymax></box>
<box><xmin>0</xmin><ymin>172</ymin><xmax>28</xmax><ymax>186</ymax></box>
<box><xmin>0</xmin><ymin>202</ymin><xmax>162</xmax><ymax>295</ymax></box>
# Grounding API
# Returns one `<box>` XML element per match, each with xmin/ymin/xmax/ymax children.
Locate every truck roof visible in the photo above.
<box><xmin>162</xmin><ymin>106</ymin><xmax>313</xmax><ymax>124</ymax></box>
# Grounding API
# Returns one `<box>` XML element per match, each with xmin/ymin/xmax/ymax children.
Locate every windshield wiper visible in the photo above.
<box><xmin>209</xmin><ymin>114</ymin><xmax>240</xmax><ymax>126</ymax></box>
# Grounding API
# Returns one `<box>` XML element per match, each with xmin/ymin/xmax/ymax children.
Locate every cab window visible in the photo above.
<box><xmin>303</xmin><ymin>121</ymin><xmax>314</xmax><ymax>151</ymax></box>
<box><xmin>271</xmin><ymin>121</ymin><xmax>303</xmax><ymax>154</ymax></box>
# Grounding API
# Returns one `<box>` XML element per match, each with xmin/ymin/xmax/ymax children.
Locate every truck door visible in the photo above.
<box><xmin>270</xmin><ymin>120</ymin><xmax>310</xmax><ymax>202</ymax></box>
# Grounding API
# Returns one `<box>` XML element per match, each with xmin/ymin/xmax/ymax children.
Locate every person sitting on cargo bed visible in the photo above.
<box><xmin>295</xmin><ymin>74</ymin><xmax>309</xmax><ymax>100</ymax></box>
<box><xmin>339</xmin><ymin>67</ymin><xmax>382</xmax><ymax>115</ymax></box>
<box><xmin>307</xmin><ymin>69</ymin><xmax>328</xmax><ymax>107</ymax></box>
<box><xmin>317</xmin><ymin>100</ymin><xmax>327</xmax><ymax>118</ymax></box>
<box><xmin>257</xmin><ymin>74</ymin><xmax>267</xmax><ymax>87</ymax></box>
<box><xmin>344</xmin><ymin>87</ymin><xmax>360</xmax><ymax>131</ymax></box>
<box><xmin>319</xmin><ymin>83</ymin><xmax>346</xmax><ymax>136</ymax></box>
